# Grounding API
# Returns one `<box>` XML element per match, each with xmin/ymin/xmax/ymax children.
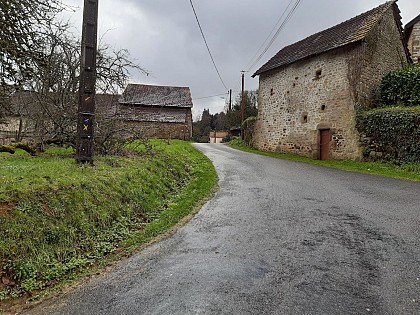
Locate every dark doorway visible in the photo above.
<box><xmin>319</xmin><ymin>129</ymin><xmax>330</xmax><ymax>160</ymax></box>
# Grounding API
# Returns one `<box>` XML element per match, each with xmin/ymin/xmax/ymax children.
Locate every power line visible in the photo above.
<box><xmin>248</xmin><ymin>0</ymin><xmax>302</xmax><ymax>71</ymax></box>
<box><xmin>245</xmin><ymin>0</ymin><xmax>295</xmax><ymax>71</ymax></box>
<box><xmin>193</xmin><ymin>92</ymin><xmax>228</xmax><ymax>100</ymax></box>
<box><xmin>247</xmin><ymin>0</ymin><xmax>303</xmax><ymax>72</ymax></box>
<box><xmin>188</xmin><ymin>0</ymin><xmax>229</xmax><ymax>91</ymax></box>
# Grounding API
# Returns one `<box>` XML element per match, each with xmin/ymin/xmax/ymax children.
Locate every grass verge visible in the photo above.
<box><xmin>0</xmin><ymin>140</ymin><xmax>217</xmax><ymax>313</ymax></box>
<box><xmin>228</xmin><ymin>139</ymin><xmax>420</xmax><ymax>182</ymax></box>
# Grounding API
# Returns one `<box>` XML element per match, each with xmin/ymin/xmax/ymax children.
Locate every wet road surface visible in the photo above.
<box><xmin>25</xmin><ymin>144</ymin><xmax>420</xmax><ymax>314</ymax></box>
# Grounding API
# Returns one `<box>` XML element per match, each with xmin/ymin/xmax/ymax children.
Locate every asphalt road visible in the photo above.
<box><xmin>25</xmin><ymin>144</ymin><xmax>420</xmax><ymax>315</ymax></box>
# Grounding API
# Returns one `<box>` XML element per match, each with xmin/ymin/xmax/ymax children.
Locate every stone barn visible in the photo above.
<box><xmin>118</xmin><ymin>84</ymin><xmax>193</xmax><ymax>140</ymax></box>
<box><xmin>405</xmin><ymin>13</ymin><xmax>420</xmax><ymax>63</ymax></box>
<box><xmin>252</xmin><ymin>1</ymin><xmax>409</xmax><ymax>160</ymax></box>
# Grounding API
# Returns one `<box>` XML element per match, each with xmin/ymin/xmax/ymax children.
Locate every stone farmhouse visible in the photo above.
<box><xmin>405</xmin><ymin>13</ymin><xmax>420</xmax><ymax>63</ymax></box>
<box><xmin>117</xmin><ymin>84</ymin><xmax>193</xmax><ymax>140</ymax></box>
<box><xmin>0</xmin><ymin>84</ymin><xmax>194</xmax><ymax>143</ymax></box>
<box><xmin>252</xmin><ymin>1</ymin><xmax>409</xmax><ymax>160</ymax></box>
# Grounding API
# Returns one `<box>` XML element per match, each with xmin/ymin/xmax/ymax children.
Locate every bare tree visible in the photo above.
<box><xmin>0</xmin><ymin>0</ymin><xmax>67</xmax><ymax>86</ymax></box>
<box><xmin>20</xmin><ymin>22</ymin><xmax>148</xmax><ymax>150</ymax></box>
<box><xmin>1</xmin><ymin>1</ymin><xmax>148</xmax><ymax>151</ymax></box>
<box><xmin>96</xmin><ymin>40</ymin><xmax>149</xmax><ymax>94</ymax></box>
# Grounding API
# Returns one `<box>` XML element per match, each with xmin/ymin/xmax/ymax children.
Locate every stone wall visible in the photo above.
<box><xmin>0</xmin><ymin>117</ymin><xmax>34</xmax><ymax>143</ymax></box>
<box><xmin>357</xmin><ymin>7</ymin><xmax>409</xmax><ymax>108</ymax></box>
<box><xmin>253</xmin><ymin>6</ymin><xmax>408</xmax><ymax>161</ymax></box>
<box><xmin>117</xmin><ymin>105</ymin><xmax>192</xmax><ymax>140</ymax></box>
<box><xmin>407</xmin><ymin>21</ymin><xmax>420</xmax><ymax>63</ymax></box>
<box><xmin>253</xmin><ymin>46</ymin><xmax>362</xmax><ymax>160</ymax></box>
<box><xmin>123</xmin><ymin>121</ymin><xmax>191</xmax><ymax>140</ymax></box>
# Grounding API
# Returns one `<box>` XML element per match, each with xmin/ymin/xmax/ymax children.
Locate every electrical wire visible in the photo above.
<box><xmin>189</xmin><ymin>0</ymin><xmax>229</xmax><ymax>92</ymax></box>
<box><xmin>193</xmin><ymin>92</ymin><xmax>228</xmax><ymax>101</ymax></box>
<box><xmin>245</xmin><ymin>0</ymin><xmax>295</xmax><ymax>71</ymax></box>
<box><xmin>247</xmin><ymin>0</ymin><xmax>303</xmax><ymax>72</ymax></box>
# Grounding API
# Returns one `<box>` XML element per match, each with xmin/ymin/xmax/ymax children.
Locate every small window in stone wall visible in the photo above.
<box><xmin>315</xmin><ymin>69</ymin><xmax>322</xmax><ymax>80</ymax></box>
<box><xmin>301</xmin><ymin>113</ymin><xmax>308</xmax><ymax>124</ymax></box>
<box><xmin>270</xmin><ymin>88</ymin><xmax>275</xmax><ymax>95</ymax></box>
<box><xmin>321</xmin><ymin>105</ymin><xmax>326</xmax><ymax>111</ymax></box>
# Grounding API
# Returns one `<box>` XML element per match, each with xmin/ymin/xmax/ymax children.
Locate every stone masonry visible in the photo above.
<box><xmin>405</xmin><ymin>16</ymin><xmax>420</xmax><ymax>63</ymax></box>
<box><xmin>254</xmin><ymin>47</ymin><xmax>361</xmax><ymax>160</ymax></box>
<box><xmin>118</xmin><ymin>105</ymin><xmax>193</xmax><ymax>140</ymax></box>
<box><xmin>118</xmin><ymin>84</ymin><xmax>193</xmax><ymax>140</ymax></box>
<box><xmin>253</xmin><ymin>2</ymin><xmax>408</xmax><ymax>160</ymax></box>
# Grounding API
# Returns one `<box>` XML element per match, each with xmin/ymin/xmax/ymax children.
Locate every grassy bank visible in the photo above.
<box><xmin>228</xmin><ymin>139</ymin><xmax>420</xmax><ymax>182</ymax></box>
<box><xmin>0</xmin><ymin>140</ymin><xmax>217</xmax><ymax>310</ymax></box>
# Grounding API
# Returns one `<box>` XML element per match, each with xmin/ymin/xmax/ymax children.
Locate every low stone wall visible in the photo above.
<box><xmin>124</xmin><ymin>121</ymin><xmax>191</xmax><ymax>140</ymax></box>
<box><xmin>357</xmin><ymin>108</ymin><xmax>420</xmax><ymax>163</ymax></box>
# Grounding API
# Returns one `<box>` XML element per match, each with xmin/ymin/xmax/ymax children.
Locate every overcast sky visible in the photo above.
<box><xmin>61</xmin><ymin>0</ymin><xmax>420</xmax><ymax>120</ymax></box>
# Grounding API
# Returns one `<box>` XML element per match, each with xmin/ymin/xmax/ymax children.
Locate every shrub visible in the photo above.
<box><xmin>380</xmin><ymin>65</ymin><xmax>420</xmax><ymax>106</ymax></box>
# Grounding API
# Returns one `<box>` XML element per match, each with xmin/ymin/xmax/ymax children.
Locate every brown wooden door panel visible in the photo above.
<box><xmin>319</xmin><ymin>129</ymin><xmax>330</xmax><ymax>160</ymax></box>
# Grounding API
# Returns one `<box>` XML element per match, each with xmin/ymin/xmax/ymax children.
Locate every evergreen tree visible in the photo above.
<box><xmin>192</xmin><ymin>90</ymin><xmax>258</xmax><ymax>142</ymax></box>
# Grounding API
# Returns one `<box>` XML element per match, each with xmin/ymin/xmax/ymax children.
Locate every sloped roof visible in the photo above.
<box><xmin>405</xmin><ymin>13</ymin><xmax>420</xmax><ymax>31</ymax></box>
<box><xmin>96</xmin><ymin>93</ymin><xmax>120</xmax><ymax>117</ymax></box>
<box><xmin>253</xmin><ymin>1</ymin><xmax>400</xmax><ymax>77</ymax></box>
<box><xmin>119</xmin><ymin>84</ymin><xmax>193</xmax><ymax>108</ymax></box>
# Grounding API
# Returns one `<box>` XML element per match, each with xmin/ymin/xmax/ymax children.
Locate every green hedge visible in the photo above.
<box><xmin>380</xmin><ymin>65</ymin><xmax>420</xmax><ymax>106</ymax></box>
<box><xmin>357</xmin><ymin>107</ymin><xmax>420</xmax><ymax>163</ymax></box>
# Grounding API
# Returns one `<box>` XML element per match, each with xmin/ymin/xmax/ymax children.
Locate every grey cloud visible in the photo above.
<box><xmin>63</xmin><ymin>0</ymin><xmax>419</xmax><ymax>117</ymax></box>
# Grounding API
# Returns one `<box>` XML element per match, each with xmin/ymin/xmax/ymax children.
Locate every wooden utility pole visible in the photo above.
<box><xmin>228</xmin><ymin>89</ymin><xmax>232</xmax><ymax>112</ymax></box>
<box><xmin>76</xmin><ymin>0</ymin><xmax>99</xmax><ymax>164</ymax></box>
<box><xmin>241</xmin><ymin>71</ymin><xmax>245</xmax><ymax>139</ymax></box>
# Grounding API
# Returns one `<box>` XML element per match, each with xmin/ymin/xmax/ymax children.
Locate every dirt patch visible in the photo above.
<box><xmin>0</xmin><ymin>203</ymin><xmax>15</xmax><ymax>217</ymax></box>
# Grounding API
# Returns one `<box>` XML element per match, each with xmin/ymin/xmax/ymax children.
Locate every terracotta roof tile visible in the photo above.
<box><xmin>119</xmin><ymin>84</ymin><xmax>193</xmax><ymax>108</ymax></box>
<box><xmin>253</xmin><ymin>1</ymin><xmax>397</xmax><ymax>77</ymax></box>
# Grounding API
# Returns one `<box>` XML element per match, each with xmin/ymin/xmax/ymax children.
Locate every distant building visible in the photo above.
<box><xmin>252</xmin><ymin>1</ymin><xmax>409</xmax><ymax>160</ymax></box>
<box><xmin>0</xmin><ymin>90</ymin><xmax>43</xmax><ymax>143</ymax></box>
<box><xmin>405</xmin><ymin>14</ymin><xmax>420</xmax><ymax>63</ymax></box>
<box><xmin>96</xmin><ymin>94</ymin><xmax>120</xmax><ymax>118</ymax></box>
<box><xmin>229</xmin><ymin>126</ymin><xmax>241</xmax><ymax>138</ymax></box>
<box><xmin>118</xmin><ymin>84</ymin><xmax>193</xmax><ymax>140</ymax></box>
<box><xmin>0</xmin><ymin>83</ymin><xmax>194</xmax><ymax>144</ymax></box>
<box><xmin>209</xmin><ymin>131</ymin><xmax>228</xmax><ymax>144</ymax></box>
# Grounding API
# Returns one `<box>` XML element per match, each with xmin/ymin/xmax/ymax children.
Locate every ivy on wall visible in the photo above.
<box><xmin>380</xmin><ymin>65</ymin><xmax>420</xmax><ymax>106</ymax></box>
<box><xmin>242</xmin><ymin>116</ymin><xmax>256</xmax><ymax>146</ymax></box>
<box><xmin>356</xmin><ymin>64</ymin><xmax>420</xmax><ymax>163</ymax></box>
<box><xmin>357</xmin><ymin>107</ymin><xmax>420</xmax><ymax>163</ymax></box>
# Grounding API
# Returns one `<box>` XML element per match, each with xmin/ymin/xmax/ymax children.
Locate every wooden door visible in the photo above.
<box><xmin>319</xmin><ymin>129</ymin><xmax>330</xmax><ymax>160</ymax></box>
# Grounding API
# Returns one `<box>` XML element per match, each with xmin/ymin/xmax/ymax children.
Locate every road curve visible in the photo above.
<box><xmin>25</xmin><ymin>144</ymin><xmax>420</xmax><ymax>315</ymax></box>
